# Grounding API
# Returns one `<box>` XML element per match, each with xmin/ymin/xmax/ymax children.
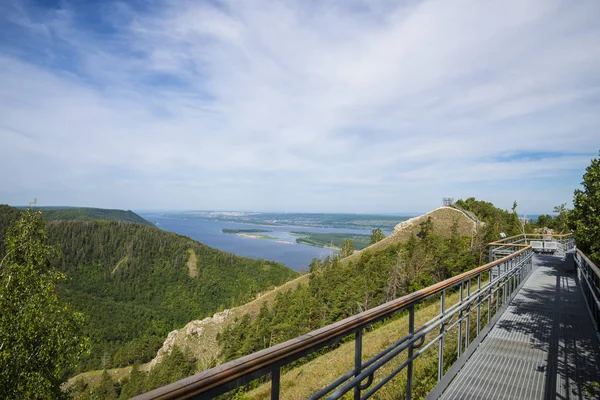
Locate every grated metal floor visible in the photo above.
<box><xmin>440</xmin><ymin>254</ymin><xmax>600</xmax><ymax>399</ymax></box>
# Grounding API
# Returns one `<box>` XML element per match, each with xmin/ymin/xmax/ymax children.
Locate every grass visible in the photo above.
<box><xmin>345</xmin><ymin>207</ymin><xmax>477</xmax><ymax>263</ymax></box>
<box><xmin>187</xmin><ymin>249</ymin><xmax>198</xmax><ymax>278</ymax></box>
<box><xmin>64</xmin><ymin>366</ymin><xmax>133</xmax><ymax>391</ymax></box>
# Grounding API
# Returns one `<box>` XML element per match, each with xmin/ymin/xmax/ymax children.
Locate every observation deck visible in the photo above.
<box><xmin>135</xmin><ymin>234</ymin><xmax>600</xmax><ymax>400</ymax></box>
<box><xmin>441</xmin><ymin>253</ymin><xmax>600</xmax><ymax>399</ymax></box>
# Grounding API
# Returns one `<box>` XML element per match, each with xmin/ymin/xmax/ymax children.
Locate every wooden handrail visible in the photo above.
<box><xmin>134</xmin><ymin>246</ymin><xmax>532</xmax><ymax>400</ymax></box>
<box><xmin>489</xmin><ymin>233</ymin><xmax>572</xmax><ymax>245</ymax></box>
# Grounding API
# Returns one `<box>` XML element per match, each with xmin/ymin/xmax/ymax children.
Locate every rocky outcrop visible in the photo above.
<box><xmin>147</xmin><ymin>309</ymin><xmax>234</xmax><ymax>370</ymax></box>
<box><xmin>145</xmin><ymin>275</ymin><xmax>308</xmax><ymax>371</ymax></box>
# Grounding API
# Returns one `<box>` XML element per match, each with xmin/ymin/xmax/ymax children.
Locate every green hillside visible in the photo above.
<box><xmin>36</xmin><ymin>207</ymin><xmax>154</xmax><ymax>226</ymax></box>
<box><xmin>0</xmin><ymin>205</ymin><xmax>298</xmax><ymax>373</ymax></box>
<box><xmin>291</xmin><ymin>231</ymin><xmax>371</xmax><ymax>250</ymax></box>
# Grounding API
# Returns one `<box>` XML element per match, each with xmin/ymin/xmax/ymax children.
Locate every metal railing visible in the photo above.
<box><xmin>575</xmin><ymin>249</ymin><xmax>600</xmax><ymax>336</ymax></box>
<box><xmin>134</xmin><ymin>245</ymin><xmax>537</xmax><ymax>400</ymax></box>
<box><xmin>488</xmin><ymin>233</ymin><xmax>572</xmax><ymax>261</ymax></box>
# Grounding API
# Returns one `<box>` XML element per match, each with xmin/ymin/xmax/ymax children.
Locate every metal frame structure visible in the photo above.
<box><xmin>134</xmin><ymin>236</ymin><xmax>573</xmax><ymax>400</ymax></box>
<box><xmin>488</xmin><ymin>233</ymin><xmax>572</xmax><ymax>261</ymax></box>
<box><xmin>575</xmin><ymin>249</ymin><xmax>600</xmax><ymax>338</ymax></box>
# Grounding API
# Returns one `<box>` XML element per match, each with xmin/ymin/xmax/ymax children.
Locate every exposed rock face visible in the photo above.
<box><xmin>392</xmin><ymin>206</ymin><xmax>477</xmax><ymax>234</ymax></box>
<box><xmin>147</xmin><ymin>309</ymin><xmax>233</xmax><ymax>370</ymax></box>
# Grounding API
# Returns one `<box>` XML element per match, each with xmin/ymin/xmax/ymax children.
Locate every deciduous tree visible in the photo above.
<box><xmin>571</xmin><ymin>153</ymin><xmax>600</xmax><ymax>262</ymax></box>
<box><xmin>370</xmin><ymin>228</ymin><xmax>386</xmax><ymax>245</ymax></box>
<box><xmin>0</xmin><ymin>208</ymin><xmax>89</xmax><ymax>399</ymax></box>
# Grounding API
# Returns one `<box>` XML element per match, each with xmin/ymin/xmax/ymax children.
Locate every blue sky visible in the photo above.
<box><xmin>1</xmin><ymin>0</ymin><xmax>599</xmax><ymax>214</ymax></box>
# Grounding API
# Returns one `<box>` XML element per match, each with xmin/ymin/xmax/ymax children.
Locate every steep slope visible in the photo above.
<box><xmin>148</xmin><ymin>274</ymin><xmax>309</xmax><ymax>370</ymax></box>
<box><xmin>64</xmin><ymin>274</ymin><xmax>310</xmax><ymax>389</ymax></box>
<box><xmin>38</xmin><ymin>206</ymin><xmax>154</xmax><ymax>226</ymax></box>
<box><xmin>139</xmin><ymin>207</ymin><xmax>476</xmax><ymax>371</ymax></box>
<box><xmin>0</xmin><ymin>205</ymin><xmax>298</xmax><ymax>372</ymax></box>
<box><xmin>345</xmin><ymin>206</ymin><xmax>477</xmax><ymax>262</ymax></box>
<box><xmin>68</xmin><ymin>205</ymin><xmax>484</xmax><ymax>397</ymax></box>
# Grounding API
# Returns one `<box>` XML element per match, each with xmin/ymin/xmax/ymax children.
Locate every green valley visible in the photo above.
<box><xmin>0</xmin><ymin>205</ymin><xmax>298</xmax><ymax>375</ymax></box>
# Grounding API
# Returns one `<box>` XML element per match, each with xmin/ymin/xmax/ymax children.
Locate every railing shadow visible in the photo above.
<box><xmin>495</xmin><ymin>255</ymin><xmax>600</xmax><ymax>399</ymax></box>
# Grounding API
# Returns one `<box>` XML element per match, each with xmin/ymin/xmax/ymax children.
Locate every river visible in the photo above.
<box><xmin>139</xmin><ymin>213</ymin><xmax>394</xmax><ymax>271</ymax></box>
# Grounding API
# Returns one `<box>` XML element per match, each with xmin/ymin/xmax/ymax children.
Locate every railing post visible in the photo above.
<box><xmin>466</xmin><ymin>279</ymin><xmax>471</xmax><ymax>348</ymax></box>
<box><xmin>509</xmin><ymin>258</ymin><xmax>513</xmax><ymax>298</ymax></box>
<box><xmin>476</xmin><ymin>274</ymin><xmax>481</xmax><ymax>336</ymax></box>
<box><xmin>438</xmin><ymin>290</ymin><xmax>445</xmax><ymax>381</ymax></box>
<box><xmin>488</xmin><ymin>270</ymin><xmax>492</xmax><ymax>324</ymax></box>
<box><xmin>271</xmin><ymin>364</ymin><xmax>280</xmax><ymax>400</ymax></box>
<box><xmin>458</xmin><ymin>282</ymin><xmax>463</xmax><ymax>357</ymax></box>
<box><xmin>503</xmin><ymin>261</ymin><xmax>507</xmax><ymax>306</ymax></box>
<box><xmin>496</xmin><ymin>265</ymin><xmax>501</xmax><ymax>312</ymax></box>
<box><xmin>407</xmin><ymin>306</ymin><xmax>415</xmax><ymax>400</ymax></box>
<box><xmin>354</xmin><ymin>328</ymin><xmax>363</xmax><ymax>400</ymax></box>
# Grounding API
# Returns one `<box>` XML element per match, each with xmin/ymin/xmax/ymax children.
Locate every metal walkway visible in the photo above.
<box><xmin>441</xmin><ymin>254</ymin><xmax>600</xmax><ymax>399</ymax></box>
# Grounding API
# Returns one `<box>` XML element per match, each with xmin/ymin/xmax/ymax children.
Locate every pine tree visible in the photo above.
<box><xmin>340</xmin><ymin>239</ymin><xmax>355</xmax><ymax>257</ymax></box>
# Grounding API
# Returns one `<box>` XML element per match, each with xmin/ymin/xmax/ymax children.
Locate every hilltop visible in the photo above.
<box><xmin>345</xmin><ymin>206</ymin><xmax>478</xmax><ymax>262</ymax></box>
<box><xmin>35</xmin><ymin>206</ymin><xmax>154</xmax><ymax>226</ymax></box>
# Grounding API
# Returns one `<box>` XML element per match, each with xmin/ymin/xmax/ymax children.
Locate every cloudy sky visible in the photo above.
<box><xmin>1</xmin><ymin>0</ymin><xmax>599</xmax><ymax>214</ymax></box>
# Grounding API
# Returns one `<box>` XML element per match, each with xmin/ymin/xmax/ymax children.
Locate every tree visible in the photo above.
<box><xmin>417</xmin><ymin>217</ymin><xmax>433</xmax><ymax>239</ymax></box>
<box><xmin>91</xmin><ymin>370</ymin><xmax>118</xmax><ymax>400</ymax></box>
<box><xmin>571</xmin><ymin>153</ymin><xmax>600</xmax><ymax>263</ymax></box>
<box><xmin>340</xmin><ymin>239</ymin><xmax>354</xmax><ymax>258</ymax></box>
<box><xmin>370</xmin><ymin>228</ymin><xmax>386</xmax><ymax>245</ymax></box>
<box><xmin>118</xmin><ymin>363</ymin><xmax>145</xmax><ymax>399</ymax></box>
<box><xmin>553</xmin><ymin>203</ymin><xmax>570</xmax><ymax>234</ymax></box>
<box><xmin>0</xmin><ymin>208</ymin><xmax>89</xmax><ymax>399</ymax></box>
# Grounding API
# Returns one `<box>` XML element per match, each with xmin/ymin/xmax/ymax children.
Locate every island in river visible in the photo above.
<box><xmin>139</xmin><ymin>212</ymin><xmax>410</xmax><ymax>270</ymax></box>
<box><xmin>222</xmin><ymin>228</ymin><xmax>294</xmax><ymax>244</ymax></box>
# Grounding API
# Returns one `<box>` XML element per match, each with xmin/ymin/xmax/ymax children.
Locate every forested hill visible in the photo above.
<box><xmin>34</xmin><ymin>206</ymin><xmax>154</xmax><ymax>226</ymax></box>
<box><xmin>0</xmin><ymin>205</ymin><xmax>298</xmax><ymax>372</ymax></box>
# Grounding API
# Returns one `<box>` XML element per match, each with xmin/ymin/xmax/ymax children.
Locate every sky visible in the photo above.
<box><xmin>0</xmin><ymin>0</ymin><xmax>599</xmax><ymax>214</ymax></box>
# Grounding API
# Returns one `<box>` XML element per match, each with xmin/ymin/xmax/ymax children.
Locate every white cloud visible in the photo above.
<box><xmin>0</xmin><ymin>0</ymin><xmax>599</xmax><ymax>213</ymax></box>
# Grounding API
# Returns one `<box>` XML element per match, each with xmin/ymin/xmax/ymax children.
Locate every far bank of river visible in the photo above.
<box><xmin>139</xmin><ymin>214</ymin><xmax>392</xmax><ymax>271</ymax></box>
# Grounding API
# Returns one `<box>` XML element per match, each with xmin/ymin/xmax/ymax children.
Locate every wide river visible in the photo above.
<box><xmin>139</xmin><ymin>214</ymin><xmax>392</xmax><ymax>271</ymax></box>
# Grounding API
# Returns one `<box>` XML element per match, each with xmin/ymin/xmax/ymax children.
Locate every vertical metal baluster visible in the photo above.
<box><xmin>438</xmin><ymin>290</ymin><xmax>445</xmax><ymax>382</ymax></box>
<box><xmin>458</xmin><ymin>282</ymin><xmax>463</xmax><ymax>357</ymax></box>
<box><xmin>503</xmin><ymin>262</ymin><xmax>507</xmax><ymax>306</ymax></box>
<box><xmin>354</xmin><ymin>329</ymin><xmax>363</xmax><ymax>400</ymax></box>
<box><xmin>496</xmin><ymin>266</ymin><xmax>500</xmax><ymax>313</ymax></box>
<box><xmin>466</xmin><ymin>279</ymin><xmax>471</xmax><ymax>348</ymax></box>
<box><xmin>488</xmin><ymin>270</ymin><xmax>492</xmax><ymax>325</ymax></box>
<box><xmin>508</xmin><ymin>258</ymin><xmax>513</xmax><ymax>298</ymax></box>
<box><xmin>477</xmin><ymin>274</ymin><xmax>481</xmax><ymax>335</ymax></box>
<box><xmin>271</xmin><ymin>364</ymin><xmax>280</xmax><ymax>400</ymax></box>
<box><xmin>407</xmin><ymin>306</ymin><xmax>415</xmax><ymax>400</ymax></box>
